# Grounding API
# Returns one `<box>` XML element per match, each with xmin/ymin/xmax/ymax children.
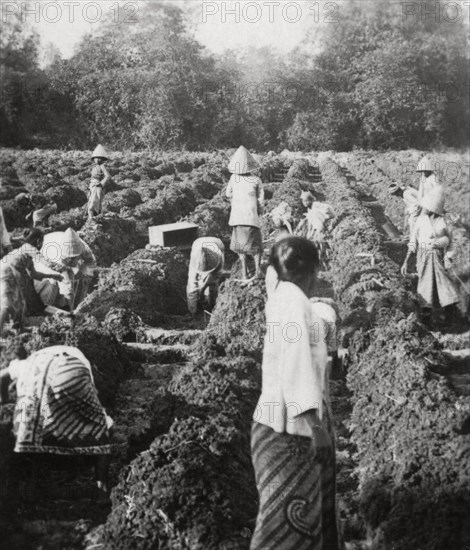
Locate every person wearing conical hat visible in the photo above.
<box><xmin>88</xmin><ymin>145</ymin><xmax>111</xmax><ymax>222</ymax></box>
<box><xmin>401</xmin><ymin>188</ymin><xmax>459</xmax><ymax>322</ymax></box>
<box><xmin>40</xmin><ymin>228</ymin><xmax>97</xmax><ymax>310</ymax></box>
<box><xmin>226</xmin><ymin>146</ymin><xmax>264</xmax><ymax>280</ymax></box>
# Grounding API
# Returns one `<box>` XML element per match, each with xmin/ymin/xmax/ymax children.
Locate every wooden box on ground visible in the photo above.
<box><xmin>149</xmin><ymin>222</ymin><xmax>198</xmax><ymax>249</ymax></box>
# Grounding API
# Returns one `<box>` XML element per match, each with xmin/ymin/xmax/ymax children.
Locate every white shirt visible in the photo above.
<box><xmin>253</xmin><ymin>281</ymin><xmax>329</xmax><ymax>437</ymax></box>
<box><xmin>226</xmin><ymin>174</ymin><xmax>264</xmax><ymax>227</ymax></box>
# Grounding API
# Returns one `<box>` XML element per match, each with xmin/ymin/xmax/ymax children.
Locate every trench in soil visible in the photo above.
<box><xmin>3</xmin><ymin>159</ymin><xmax>469</xmax><ymax>549</ymax></box>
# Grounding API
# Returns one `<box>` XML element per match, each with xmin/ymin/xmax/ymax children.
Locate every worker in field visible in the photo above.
<box><xmin>295</xmin><ymin>191</ymin><xmax>334</xmax><ymax>268</ymax></box>
<box><xmin>88</xmin><ymin>144</ymin><xmax>111</xmax><ymax>222</ymax></box>
<box><xmin>391</xmin><ymin>157</ymin><xmax>443</xmax><ymax>237</ymax></box>
<box><xmin>416</xmin><ymin>156</ymin><xmax>441</xmax><ymax>202</ymax></box>
<box><xmin>251</xmin><ymin>236</ymin><xmax>339</xmax><ymax>550</ymax></box>
<box><xmin>226</xmin><ymin>146</ymin><xmax>264</xmax><ymax>281</ymax></box>
<box><xmin>0</xmin><ymin>241</ymin><xmax>63</xmax><ymax>335</ymax></box>
<box><xmin>186</xmin><ymin>236</ymin><xmax>225</xmax><ymax>317</ymax></box>
<box><xmin>1</xmin><ymin>206</ymin><xmax>11</xmax><ymax>258</ymax></box>
<box><xmin>401</xmin><ymin>188</ymin><xmax>459</xmax><ymax>323</ymax></box>
<box><xmin>27</xmin><ymin>195</ymin><xmax>58</xmax><ymax>228</ymax></box>
<box><xmin>388</xmin><ymin>182</ymin><xmax>420</xmax><ymax>235</ymax></box>
<box><xmin>0</xmin><ymin>344</ymin><xmax>114</xmax><ymax>500</ymax></box>
<box><xmin>41</xmin><ymin>228</ymin><xmax>97</xmax><ymax>311</ymax></box>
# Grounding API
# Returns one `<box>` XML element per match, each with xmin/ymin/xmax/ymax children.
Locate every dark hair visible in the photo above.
<box><xmin>270</xmin><ymin>236</ymin><xmax>319</xmax><ymax>285</ymax></box>
<box><xmin>23</xmin><ymin>227</ymin><xmax>44</xmax><ymax>248</ymax></box>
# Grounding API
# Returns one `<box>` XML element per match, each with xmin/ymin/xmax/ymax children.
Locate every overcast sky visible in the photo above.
<box><xmin>20</xmin><ymin>0</ymin><xmax>326</xmax><ymax>61</ymax></box>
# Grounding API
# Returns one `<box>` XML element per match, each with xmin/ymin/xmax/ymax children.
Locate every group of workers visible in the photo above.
<box><xmin>0</xmin><ymin>145</ymin><xmax>110</xmax><ymax>334</ymax></box>
<box><xmin>0</xmin><ymin>145</ymin><xmax>463</xmax><ymax>545</ymax></box>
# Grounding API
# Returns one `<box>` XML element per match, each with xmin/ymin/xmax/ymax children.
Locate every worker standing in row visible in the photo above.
<box><xmin>226</xmin><ymin>146</ymin><xmax>264</xmax><ymax>281</ymax></box>
<box><xmin>88</xmin><ymin>144</ymin><xmax>111</xmax><ymax>222</ymax></box>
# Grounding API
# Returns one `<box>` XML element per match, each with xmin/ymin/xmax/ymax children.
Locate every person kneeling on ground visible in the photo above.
<box><xmin>187</xmin><ymin>236</ymin><xmax>225</xmax><ymax>317</ymax></box>
<box><xmin>0</xmin><ymin>246</ymin><xmax>63</xmax><ymax>335</ymax></box>
<box><xmin>0</xmin><ymin>344</ymin><xmax>114</xmax><ymax>499</ymax></box>
<box><xmin>41</xmin><ymin>228</ymin><xmax>97</xmax><ymax>311</ymax></box>
<box><xmin>226</xmin><ymin>146</ymin><xmax>264</xmax><ymax>280</ymax></box>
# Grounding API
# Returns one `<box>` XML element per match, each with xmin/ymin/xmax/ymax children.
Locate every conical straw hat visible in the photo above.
<box><xmin>61</xmin><ymin>228</ymin><xmax>84</xmax><ymax>257</ymax></box>
<box><xmin>416</xmin><ymin>156</ymin><xmax>434</xmax><ymax>172</ymax></box>
<box><xmin>228</xmin><ymin>146</ymin><xmax>259</xmax><ymax>175</ymax></box>
<box><xmin>420</xmin><ymin>187</ymin><xmax>445</xmax><ymax>215</ymax></box>
<box><xmin>92</xmin><ymin>144</ymin><xmax>109</xmax><ymax>160</ymax></box>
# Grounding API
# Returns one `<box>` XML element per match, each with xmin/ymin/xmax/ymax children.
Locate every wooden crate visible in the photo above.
<box><xmin>148</xmin><ymin>222</ymin><xmax>198</xmax><ymax>249</ymax></box>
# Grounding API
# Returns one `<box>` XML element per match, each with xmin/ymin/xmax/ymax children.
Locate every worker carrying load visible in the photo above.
<box><xmin>0</xmin><ymin>344</ymin><xmax>114</xmax><ymax>500</ymax></box>
<box><xmin>390</xmin><ymin>156</ymin><xmax>443</xmax><ymax>236</ymax></box>
<box><xmin>295</xmin><ymin>191</ymin><xmax>334</xmax><ymax>268</ymax></box>
<box><xmin>401</xmin><ymin>187</ymin><xmax>459</xmax><ymax>323</ymax></box>
<box><xmin>269</xmin><ymin>201</ymin><xmax>294</xmax><ymax>236</ymax></box>
<box><xmin>416</xmin><ymin>156</ymin><xmax>442</xmax><ymax>202</ymax></box>
<box><xmin>88</xmin><ymin>144</ymin><xmax>111</xmax><ymax>222</ymax></box>
<box><xmin>40</xmin><ymin>228</ymin><xmax>97</xmax><ymax>311</ymax></box>
<box><xmin>187</xmin><ymin>237</ymin><xmax>225</xmax><ymax>317</ymax></box>
<box><xmin>226</xmin><ymin>145</ymin><xmax>264</xmax><ymax>281</ymax></box>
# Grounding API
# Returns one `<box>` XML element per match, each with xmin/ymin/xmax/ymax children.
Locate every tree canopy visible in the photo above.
<box><xmin>1</xmin><ymin>0</ymin><xmax>468</xmax><ymax>150</ymax></box>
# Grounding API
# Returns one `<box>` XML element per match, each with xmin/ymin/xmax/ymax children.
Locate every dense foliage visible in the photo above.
<box><xmin>1</xmin><ymin>1</ymin><xmax>468</xmax><ymax>150</ymax></box>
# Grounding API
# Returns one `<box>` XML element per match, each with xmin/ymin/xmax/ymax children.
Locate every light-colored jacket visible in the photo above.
<box><xmin>226</xmin><ymin>174</ymin><xmax>264</xmax><ymax>228</ymax></box>
<box><xmin>186</xmin><ymin>237</ymin><xmax>224</xmax><ymax>315</ymax></box>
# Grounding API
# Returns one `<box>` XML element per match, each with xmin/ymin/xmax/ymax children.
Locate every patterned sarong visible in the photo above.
<box><xmin>250</xmin><ymin>406</ymin><xmax>339</xmax><ymax>550</ymax></box>
<box><xmin>12</xmin><ymin>351</ymin><xmax>112</xmax><ymax>455</ymax></box>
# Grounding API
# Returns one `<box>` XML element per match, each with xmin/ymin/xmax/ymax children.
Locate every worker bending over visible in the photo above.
<box><xmin>187</xmin><ymin>236</ymin><xmax>225</xmax><ymax>317</ymax></box>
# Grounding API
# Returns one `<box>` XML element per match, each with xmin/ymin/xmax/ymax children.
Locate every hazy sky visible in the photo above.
<box><xmin>18</xmin><ymin>0</ymin><xmax>325</xmax><ymax>60</ymax></box>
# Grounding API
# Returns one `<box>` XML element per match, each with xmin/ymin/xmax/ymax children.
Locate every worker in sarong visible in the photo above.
<box><xmin>251</xmin><ymin>236</ymin><xmax>339</xmax><ymax>550</ymax></box>
<box><xmin>226</xmin><ymin>146</ymin><xmax>264</xmax><ymax>280</ymax></box>
<box><xmin>0</xmin><ymin>345</ymin><xmax>113</xmax><ymax>498</ymax></box>
<box><xmin>0</xmin><ymin>248</ymin><xmax>62</xmax><ymax>334</ymax></box>
<box><xmin>295</xmin><ymin>191</ymin><xmax>334</xmax><ymax>269</ymax></box>
<box><xmin>401</xmin><ymin>188</ymin><xmax>459</xmax><ymax>323</ymax></box>
<box><xmin>40</xmin><ymin>228</ymin><xmax>97</xmax><ymax>311</ymax></box>
<box><xmin>186</xmin><ymin>236</ymin><xmax>225</xmax><ymax>317</ymax></box>
<box><xmin>88</xmin><ymin>144</ymin><xmax>111</xmax><ymax>222</ymax></box>
<box><xmin>1</xmin><ymin>206</ymin><xmax>11</xmax><ymax>258</ymax></box>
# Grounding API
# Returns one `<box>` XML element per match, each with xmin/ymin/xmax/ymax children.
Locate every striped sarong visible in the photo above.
<box><xmin>250</xmin><ymin>408</ymin><xmax>339</xmax><ymax>550</ymax></box>
<box><xmin>12</xmin><ymin>351</ymin><xmax>112</xmax><ymax>455</ymax></box>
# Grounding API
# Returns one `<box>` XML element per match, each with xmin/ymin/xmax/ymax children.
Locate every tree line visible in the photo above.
<box><xmin>1</xmin><ymin>0</ymin><xmax>468</xmax><ymax>151</ymax></box>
